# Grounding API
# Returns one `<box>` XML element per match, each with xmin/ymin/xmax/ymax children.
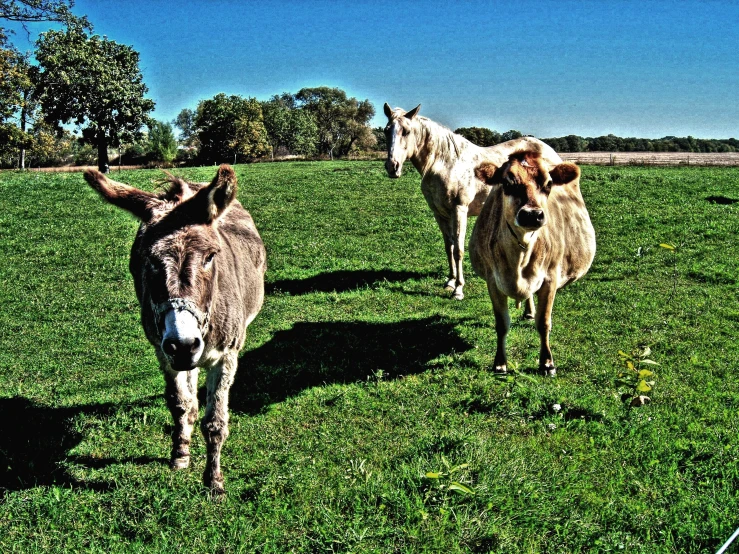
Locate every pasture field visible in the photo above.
<box><xmin>0</xmin><ymin>162</ymin><xmax>738</xmax><ymax>553</ymax></box>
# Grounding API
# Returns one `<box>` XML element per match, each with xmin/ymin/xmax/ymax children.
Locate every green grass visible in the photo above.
<box><xmin>0</xmin><ymin>162</ymin><xmax>738</xmax><ymax>553</ymax></box>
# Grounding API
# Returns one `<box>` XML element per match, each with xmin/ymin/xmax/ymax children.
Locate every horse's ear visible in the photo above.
<box><xmin>83</xmin><ymin>170</ymin><xmax>160</xmax><ymax>221</ymax></box>
<box><xmin>549</xmin><ymin>162</ymin><xmax>580</xmax><ymax>185</ymax></box>
<box><xmin>383</xmin><ymin>102</ymin><xmax>393</xmax><ymax>119</ymax></box>
<box><xmin>203</xmin><ymin>164</ymin><xmax>238</xmax><ymax>222</ymax></box>
<box><xmin>404</xmin><ymin>104</ymin><xmax>421</xmax><ymax>120</ymax></box>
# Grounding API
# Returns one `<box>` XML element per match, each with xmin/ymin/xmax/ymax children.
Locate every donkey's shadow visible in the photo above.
<box><xmin>230</xmin><ymin>315</ymin><xmax>472</xmax><ymax>414</ymax></box>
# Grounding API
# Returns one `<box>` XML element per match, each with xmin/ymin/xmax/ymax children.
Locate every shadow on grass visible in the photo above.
<box><xmin>266</xmin><ymin>269</ymin><xmax>429</xmax><ymax>296</ymax></box>
<box><xmin>0</xmin><ymin>396</ymin><xmax>161</xmax><ymax>495</ymax></box>
<box><xmin>706</xmin><ymin>195</ymin><xmax>738</xmax><ymax>205</ymax></box>
<box><xmin>230</xmin><ymin>316</ymin><xmax>472</xmax><ymax>414</ymax></box>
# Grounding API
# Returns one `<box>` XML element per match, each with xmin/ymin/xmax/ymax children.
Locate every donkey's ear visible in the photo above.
<box><xmin>404</xmin><ymin>104</ymin><xmax>421</xmax><ymax>120</ymax></box>
<box><xmin>549</xmin><ymin>162</ymin><xmax>580</xmax><ymax>185</ymax></box>
<box><xmin>383</xmin><ymin>102</ymin><xmax>393</xmax><ymax>119</ymax></box>
<box><xmin>203</xmin><ymin>164</ymin><xmax>238</xmax><ymax>222</ymax></box>
<box><xmin>83</xmin><ymin>170</ymin><xmax>160</xmax><ymax>221</ymax></box>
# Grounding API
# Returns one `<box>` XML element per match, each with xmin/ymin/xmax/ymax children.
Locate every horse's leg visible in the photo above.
<box><xmin>535</xmin><ymin>281</ymin><xmax>557</xmax><ymax>377</ymax></box>
<box><xmin>201</xmin><ymin>350</ymin><xmax>237</xmax><ymax>497</ymax></box>
<box><xmin>451</xmin><ymin>204</ymin><xmax>469</xmax><ymax>300</ymax></box>
<box><xmin>160</xmin><ymin>351</ymin><xmax>199</xmax><ymax>470</ymax></box>
<box><xmin>432</xmin><ymin>211</ymin><xmax>456</xmax><ymax>290</ymax></box>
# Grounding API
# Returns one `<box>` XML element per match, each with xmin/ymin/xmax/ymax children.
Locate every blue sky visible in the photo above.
<box><xmin>6</xmin><ymin>0</ymin><xmax>739</xmax><ymax>138</ymax></box>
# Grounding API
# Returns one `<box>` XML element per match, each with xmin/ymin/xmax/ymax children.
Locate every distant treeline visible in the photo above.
<box><xmin>454</xmin><ymin>127</ymin><xmax>739</xmax><ymax>153</ymax></box>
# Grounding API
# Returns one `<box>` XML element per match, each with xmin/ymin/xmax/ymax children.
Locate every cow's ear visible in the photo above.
<box><xmin>475</xmin><ymin>162</ymin><xmax>505</xmax><ymax>185</ymax></box>
<box><xmin>404</xmin><ymin>104</ymin><xmax>421</xmax><ymax>120</ymax></box>
<box><xmin>550</xmin><ymin>162</ymin><xmax>580</xmax><ymax>185</ymax></box>
<box><xmin>84</xmin><ymin>170</ymin><xmax>160</xmax><ymax>221</ymax></box>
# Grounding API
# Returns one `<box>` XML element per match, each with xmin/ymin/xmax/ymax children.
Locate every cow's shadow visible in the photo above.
<box><xmin>230</xmin><ymin>316</ymin><xmax>473</xmax><ymax>414</ymax></box>
<box><xmin>0</xmin><ymin>396</ymin><xmax>163</xmax><ymax>495</ymax></box>
<box><xmin>266</xmin><ymin>269</ymin><xmax>429</xmax><ymax>296</ymax></box>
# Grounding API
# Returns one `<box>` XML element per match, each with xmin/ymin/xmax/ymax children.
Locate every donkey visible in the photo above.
<box><xmin>469</xmin><ymin>151</ymin><xmax>595</xmax><ymax>376</ymax></box>
<box><xmin>383</xmin><ymin>103</ymin><xmax>561</xmax><ymax>305</ymax></box>
<box><xmin>83</xmin><ymin>165</ymin><xmax>266</xmax><ymax>496</ymax></box>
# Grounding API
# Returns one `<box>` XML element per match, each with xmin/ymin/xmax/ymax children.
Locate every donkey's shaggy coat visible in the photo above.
<box><xmin>84</xmin><ymin>165</ymin><xmax>265</xmax><ymax>496</ymax></box>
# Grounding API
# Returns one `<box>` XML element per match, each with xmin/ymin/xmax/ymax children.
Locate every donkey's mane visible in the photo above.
<box><xmin>157</xmin><ymin>173</ymin><xmax>207</xmax><ymax>201</ymax></box>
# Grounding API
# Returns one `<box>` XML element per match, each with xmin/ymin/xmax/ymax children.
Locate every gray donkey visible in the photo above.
<box><xmin>84</xmin><ymin>164</ymin><xmax>266</xmax><ymax>496</ymax></box>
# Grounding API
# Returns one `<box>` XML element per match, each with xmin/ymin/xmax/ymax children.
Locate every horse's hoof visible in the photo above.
<box><xmin>452</xmin><ymin>287</ymin><xmax>464</xmax><ymax>300</ymax></box>
<box><xmin>444</xmin><ymin>280</ymin><xmax>456</xmax><ymax>291</ymax></box>
<box><xmin>492</xmin><ymin>365</ymin><xmax>507</xmax><ymax>374</ymax></box>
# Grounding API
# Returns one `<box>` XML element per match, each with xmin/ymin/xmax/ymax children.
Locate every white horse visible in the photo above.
<box><xmin>383</xmin><ymin>103</ymin><xmax>561</xmax><ymax>303</ymax></box>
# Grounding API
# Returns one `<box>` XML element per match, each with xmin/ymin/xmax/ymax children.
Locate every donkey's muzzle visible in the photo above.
<box><xmin>163</xmin><ymin>336</ymin><xmax>202</xmax><ymax>371</ymax></box>
<box><xmin>156</xmin><ymin>298</ymin><xmax>207</xmax><ymax>371</ymax></box>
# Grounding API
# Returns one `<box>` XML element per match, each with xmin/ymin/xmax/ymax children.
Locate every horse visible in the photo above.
<box><xmin>83</xmin><ymin>164</ymin><xmax>266</xmax><ymax>497</ymax></box>
<box><xmin>383</xmin><ymin>103</ymin><xmax>561</xmax><ymax>306</ymax></box>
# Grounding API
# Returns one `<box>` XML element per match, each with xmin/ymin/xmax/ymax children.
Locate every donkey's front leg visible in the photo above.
<box><xmin>201</xmin><ymin>350</ymin><xmax>237</xmax><ymax>496</ymax></box>
<box><xmin>160</xmin><ymin>352</ymin><xmax>199</xmax><ymax>470</ymax></box>
<box><xmin>450</xmin><ymin>204</ymin><xmax>469</xmax><ymax>300</ymax></box>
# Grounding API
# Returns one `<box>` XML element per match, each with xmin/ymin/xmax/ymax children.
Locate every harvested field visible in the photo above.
<box><xmin>562</xmin><ymin>151</ymin><xmax>739</xmax><ymax>166</ymax></box>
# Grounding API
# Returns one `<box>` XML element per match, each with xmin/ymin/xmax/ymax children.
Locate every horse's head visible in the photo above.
<box><xmin>84</xmin><ymin>165</ymin><xmax>238</xmax><ymax>371</ymax></box>
<box><xmin>383</xmin><ymin>103</ymin><xmax>421</xmax><ymax>178</ymax></box>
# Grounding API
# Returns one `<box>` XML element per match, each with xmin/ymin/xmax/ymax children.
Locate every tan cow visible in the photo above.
<box><xmin>469</xmin><ymin>151</ymin><xmax>595</xmax><ymax>376</ymax></box>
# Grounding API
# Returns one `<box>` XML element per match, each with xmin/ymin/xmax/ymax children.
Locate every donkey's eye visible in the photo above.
<box><xmin>146</xmin><ymin>259</ymin><xmax>162</xmax><ymax>274</ymax></box>
<box><xmin>203</xmin><ymin>252</ymin><xmax>216</xmax><ymax>268</ymax></box>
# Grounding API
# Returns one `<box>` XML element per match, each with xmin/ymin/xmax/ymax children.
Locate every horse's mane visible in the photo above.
<box><xmin>414</xmin><ymin>116</ymin><xmax>473</xmax><ymax>164</ymax></box>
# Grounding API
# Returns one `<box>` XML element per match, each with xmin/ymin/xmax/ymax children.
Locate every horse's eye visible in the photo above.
<box><xmin>402</xmin><ymin>129</ymin><xmax>410</xmax><ymax>137</ymax></box>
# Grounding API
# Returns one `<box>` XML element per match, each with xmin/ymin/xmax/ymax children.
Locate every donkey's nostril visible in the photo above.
<box><xmin>189</xmin><ymin>337</ymin><xmax>201</xmax><ymax>354</ymax></box>
<box><xmin>163</xmin><ymin>338</ymin><xmax>178</xmax><ymax>356</ymax></box>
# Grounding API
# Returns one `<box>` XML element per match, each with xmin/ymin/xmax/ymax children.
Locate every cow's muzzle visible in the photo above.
<box><xmin>516</xmin><ymin>207</ymin><xmax>546</xmax><ymax>230</ymax></box>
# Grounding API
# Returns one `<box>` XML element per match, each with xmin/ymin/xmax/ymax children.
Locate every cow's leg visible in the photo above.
<box><xmin>487</xmin><ymin>281</ymin><xmax>510</xmax><ymax>372</ymax></box>
<box><xmin>523</xmin><ymin>296</ymin><xmax>536</xmax><ymax>320</ymax></box>
<box><xmin>535</xmin><ymin>281</ymin><xmax>557</xmax><ymax>376</ymax></box>
<box><xmin>451</xmin><ymin>204</ymin><xmax>469</xmax><ymax>300</ymax></box>
<box><xmin>160</xmin><ymin>352</ymin><xmax>199</xmax><ymax>470</ymax></box>
<box><xmin>432</xmin><ymin>212</ymin><xmax>456</xmax><ymax>291</ymax></box>
<box><xmin>201</xmin><ymin>350</ymin><xmax>237</xmax><ymax>496</ymax></box>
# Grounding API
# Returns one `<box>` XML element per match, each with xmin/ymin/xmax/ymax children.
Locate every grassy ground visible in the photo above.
<box><xmin>0</xmin><ymin>161</ymin><xmax>738</xmax><ymax>553</ymax></box>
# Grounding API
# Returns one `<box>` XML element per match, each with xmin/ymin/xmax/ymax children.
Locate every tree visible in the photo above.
<box><xmin>294</xmin><ymin>87</ymin><xmax>374</xmax><ymax>159</ymax></box>
<box><xmin>261</xmin><ymin>94</ymin><xmax>319</xmax><ymax>157</ymax></box>
<box><xmin>34</xmin><ymin>27</ymin><xmax>154</xmax><ymax>172</ymax></box>
<box><xmin>500</xmin><ymin>129</ymin><xmax>523</xmax><ymax>142</ymax></box>
<box><xmin>148</xmin><ymin>120</ymin><xmax>177</xmax><ymax>164</ymax></box>
<box><xmin>0</xmin><ymin>0</ymin><xmax>89</xmax><ymax>30</ymax></box>
<box><xmin>454</xmin><ymin>126</ymin><xmax>502</xmax><ymax>147</ymax></box>
<box><xmin>173</xmin><ymin>108</ymin><xmax>197</xmax><ymax>146</ymax></box>
<box><xmin>195</xmin><ymin>93</ymin><xmax>269</xmax><ymax>164</ymax></box>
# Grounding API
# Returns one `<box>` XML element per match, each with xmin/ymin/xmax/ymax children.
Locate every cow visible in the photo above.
<box><xmin>83</xmin><ymin>165</ymin><xmax>266</xmax><ymax>496</ymax></box>
<box><xmin>469</xmin><ymin>151</ymin><xmax>595</xmax><ymax>376</ymax></box>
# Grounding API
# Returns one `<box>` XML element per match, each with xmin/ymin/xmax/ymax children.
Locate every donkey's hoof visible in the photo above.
<box><xmin>170</xmin><ymin>454</ymin><xmax>190</xmax><ymax>470</ymax></box>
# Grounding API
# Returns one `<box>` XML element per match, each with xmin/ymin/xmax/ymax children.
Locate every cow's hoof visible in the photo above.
<box><xmin>522</xmin><ymin>312</ymin><xmax>536</xmax><ymax>321</ymax></box>
<box><xmin>444</xmin><ymin>279</ymin><xmax>456</xmax><ymax>291</ymax></box>
<box><xmin>541</xmin><ymin>366</ymin><xmax>557</xmax><ymax>377</ymax></box>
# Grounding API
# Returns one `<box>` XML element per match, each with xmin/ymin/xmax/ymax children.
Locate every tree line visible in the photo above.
<box><xmin>0</xmin><ymin>2</ymin><xmax>375</xmax><ymax>171</ymax></box>
<box><xmin>454</xmin><ymin>127</ymin><xmax>739</xmax><ymax>154</ymax></box>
